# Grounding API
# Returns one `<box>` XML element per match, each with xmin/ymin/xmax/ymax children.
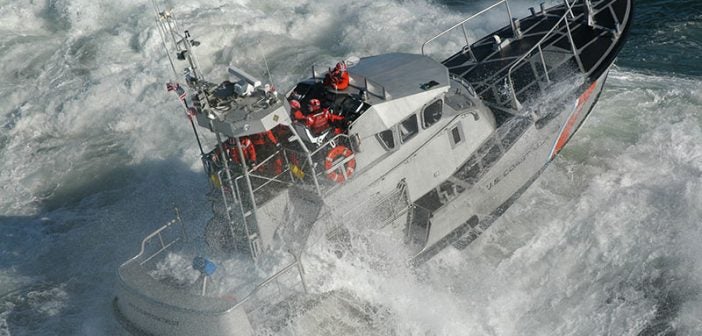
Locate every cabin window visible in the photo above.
<box><xmin>377</xmin><ymin>129</ymin><xmax>395</xmax><ymax>150</ymax></box>
<box><xmin>449</xmin><ymin>123</ymin><xmax>464</xmax><ymax>148</ymax></box>
<box><xmin>400</xmin><ymin>114</ymin><xmax>419</xmax><ymax>143</ymax></box>
<box><xmin>423</xmin><ymin>100</ymin><xmax>443</xmax><ymax>128</ymax></box>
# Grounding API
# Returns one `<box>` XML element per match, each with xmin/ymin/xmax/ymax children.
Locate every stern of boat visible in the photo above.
<box><xmin>113</xmin><ymin>213</ymin><xmax>308</xmax><ymax>336</ymax></box>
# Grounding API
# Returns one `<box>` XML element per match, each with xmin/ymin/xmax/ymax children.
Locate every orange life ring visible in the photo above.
<box><xmin>324</xmin><ymin>145</ymin><xmax>356</xmax><ymax>183</ymax></box>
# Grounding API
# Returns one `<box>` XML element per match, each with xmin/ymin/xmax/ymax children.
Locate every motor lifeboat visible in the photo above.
<box><xmin>114</xmin><ymin>0</ymin><xmax>633</xmax><ymax>334</ymax></box>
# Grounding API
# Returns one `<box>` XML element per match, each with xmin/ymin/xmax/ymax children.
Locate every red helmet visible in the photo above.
<box><xmin>309</xmin><ymin>99</ymin><xmax>321</xmax><ymax>110</ymax></box>
<box><xmin>335</xmin><ymin>61</ymin><xmax>347</xmax><ymax>72</ymax></box>
<box><xmin>290</xmin><ymin>99</ymin><xmax>301</xmax><ymax>110</ymax></box>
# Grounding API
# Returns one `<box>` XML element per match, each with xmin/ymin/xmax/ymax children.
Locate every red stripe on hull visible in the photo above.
<box><xmin>550</xmin><ymin>81</ymin><xmax>598</xmax><ymax>159</ymax></box>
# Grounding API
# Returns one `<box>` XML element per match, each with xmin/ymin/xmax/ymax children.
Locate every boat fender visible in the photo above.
<box><xmin>324</xmin><ymin>146</ymin><xmax>356</xmax><ymax>183</ymax></box>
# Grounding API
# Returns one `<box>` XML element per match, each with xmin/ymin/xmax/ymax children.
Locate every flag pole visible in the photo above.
<box><xmin>168</xmin><ymin>82</ymin><xmax>205</xmax><ymax>156</ymax></box>
<box><xmin>187</xmin><ymin>107</ymin><xmax>205</xmax><ymax>156</ymax></box>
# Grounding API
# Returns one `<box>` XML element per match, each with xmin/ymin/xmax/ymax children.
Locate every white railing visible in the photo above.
<box><xmin>208</xmin><ymin>132</ymin><xmax>351</xmax><ymax>254</ymax></box>
<box><xmin>125</xmin><ymin>211</ymin><xmax>308</xmax><ymax>309</ymax></box>
<box><xmin>506</xmin><ymin>0</ymin><xmax>582</xmax><ymax>110</ymax></box>
<box><xmin>423</xmin><ymin>0</ymin><xmax>585</xmax><ymax>111</ymax></box>
<box><xmin>229</xmin><ymin>252</ymin><xmax>308</xmax><ymax>312</ymax></box>
<box><xmin>421</xmin><ymin>0</ymin><xmax>518</xmax><ymax>57</ymax></box>
<box><xmin>135</xmin><ymin>209</ymin><xmax>187</xmax><ymax>266</ymax></box>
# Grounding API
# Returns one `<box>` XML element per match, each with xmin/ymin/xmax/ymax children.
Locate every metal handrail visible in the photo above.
<box><xmin>135</xmin><ymin>210</ymin><xmax>186</xmax><ymax>265</ymax></box>
<box><xmin>127</xmin><ymin>219</ymin><xmax>307</xmax><ymax>311</ymax></box>
<box><xmin>421</xmin><ymin>0</ymin><xmax>516</xmax><ymax>56</ymax></box>
<box><xmin>506</xmin><ymin>0</ymin><xmax>580</xmax><ymax>110</ymax></box>
<box><xmin>250</xmin><ymin>171</ymin><xmax>293</xmax><ymax>192</ymax></box>
<box><xmin>309</xmin><ymin>133</ymin><xmax>353</xmax><ymax>157</ymax></box>
<box><xmin>137</xmin><ymin>219</ymin><xmax>180</xmax><ymax>260</ymax></box>
<box><xmin>222</xmin><ymin>252</ymin><xmax>306</xmax><ymax>312</ymax></box>
<box><xmin>241</xmin><ymin>135</ymin><xmax>351</xmax><ymax>191</ymax></box>
<box><xmin>233</xmin><ymin>175</ymin><xmax>258</xmax><ymax>258</ymax></box>
<box><xmin>450</xmin><ymin>74</ymin><xmax>478</xmax><ymax>97</ymax></box>
<box><xmin>216</xmin><ymin>169</ymin><xmax>243</xmax><ymax>257</ymax></box>
<box><xmin>248</xmin><ymin>148</ymin><xmax>284</xmax><ymax>173</ymax></box>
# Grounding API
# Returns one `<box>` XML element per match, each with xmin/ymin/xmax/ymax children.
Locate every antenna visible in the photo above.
<box><xmin>151</xmin><ymin>0</ymin><xmax>206</xmax><ymax>155</ymax></box>
<box><xmin>152</xmin><ymin>1</ymin><xmax>178</xmax><ymax>80</ymax></box>
<box><xmin>258</xmin><ymin>42</ymin><xmax>276</xmax><ymax>90</ymax></box>
<box><xmin>151</xmin><ymin>0</ymin><xmax>205</xmax><ymax>84</ymax></box>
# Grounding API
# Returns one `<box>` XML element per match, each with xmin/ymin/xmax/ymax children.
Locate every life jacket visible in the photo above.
<box><xmin>306</xmin><ymin>107</ymin><xmax>347</xmax><ymax>136</ymax></box>
<box><xmin>324</xmin><ymin>70</ymin><xmax>349</xmax><ymax>90</ymax></box>
<box><xmin>306</xmin><ymin>109</ymin><xmax>332</xmax><ymax>136</ymax></box>
<box><xmin>241</xmin><ymin>137</ymin><xmax>256</xmax><ymax>163</ymax></box>
<box><xmin>292</xmin><ymin>109</ymin><xmax>306</xmax><ymax>122</ymax></box>
<box><xmin>229</xmin><ymin>137</ymin><xmax>256</xmax><ymax>164</ymax></box>
<box><xmin>327</xmin><ymin>111</ymin><xmax>345</xmax><ymax>123</ymax></box>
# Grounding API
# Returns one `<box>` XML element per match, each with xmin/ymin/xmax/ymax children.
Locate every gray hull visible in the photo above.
<box><xmin>413</xmin><ymin>69</ymin><xmax>610</xmax><ymax>263</ymax></box>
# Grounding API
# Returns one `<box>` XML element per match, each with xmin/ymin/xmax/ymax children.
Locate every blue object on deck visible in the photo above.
<box><xmin>192</xmin><ymin>256</ymin><xmax>217</xmax><ymax>276</ymax></box>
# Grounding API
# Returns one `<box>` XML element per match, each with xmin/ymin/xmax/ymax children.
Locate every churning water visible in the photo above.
<box><xmin>1</xmin><ymin>0</ymin><xmax>701</xmax><ymax>335</ymax></box>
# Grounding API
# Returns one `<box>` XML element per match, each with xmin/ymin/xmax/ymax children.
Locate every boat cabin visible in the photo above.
<box><xmin>193</xmin><ymin>52</ymin><xmax>485</xmax><ymax>199</ymax></box>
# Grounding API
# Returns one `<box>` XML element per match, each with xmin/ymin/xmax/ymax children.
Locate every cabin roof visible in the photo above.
<box><xmin>347</xmin><ymin>53</ymin><xmax>451</xmax><ymax>136</ymax></box>
<box><xmin>348</xmin><ymin>53</ymin><xmax>449</xmax><ymax>101</ymax></box>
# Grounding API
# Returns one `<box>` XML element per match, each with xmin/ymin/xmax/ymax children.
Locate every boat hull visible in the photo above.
<box><xmin>413</xmin><ymin>67</ymin><xmax>610</xmax><ymax>262</ymax></box>
<box><xmin>114</xmin><ymin>261</ymin><xmax>255</xmax><ymax>336</ymax></box>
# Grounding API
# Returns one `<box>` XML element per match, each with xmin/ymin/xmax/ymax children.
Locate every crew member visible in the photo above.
<box><xmin>227</xmin><ymin>136</ymin><xmax>257</xmax><ymax>167</ymax></box>
<box><xmin>204</xmin><ymin>146</ymin><xmax>223</xmax><ymax>175</ymax></box>
<box><xmin>290</xmin><ymin>99</ymin><xmax>305</xmax><ymax>122</ymax></box>
<box><xmin>323</xmin><ymin>61</ymin><xmax>349</xmax><ymax>91</ymax></box>
<box><xmin>305</xmin><ymin>99</ymin><xmax>346</xmax><ymax>136</ymax></box>
<box><xmin>251</xmin><ymin>130</ymin><xmax>279</xmax><ymax>147</ymax></box>
<box><xmin>272</xmin><ymin>124</ymin><xmax>291</xmax><ymax>143</ymax></box>
<box><xmin>251</xmin><ymin>130</ymin><xmax>283</xmax><ymax>175</ymax></box>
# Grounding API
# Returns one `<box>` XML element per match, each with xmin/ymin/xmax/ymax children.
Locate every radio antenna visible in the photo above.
<box><xmin>258</xmin><ymin>42</ymin><xmax>276</xmax><ymax>90</ymax></box>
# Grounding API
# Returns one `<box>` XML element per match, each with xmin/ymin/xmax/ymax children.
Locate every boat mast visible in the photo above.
<box><xmin>151</xmin><ymin>1</ymin><xmax>207</xmax><ymax>156</ymax></box>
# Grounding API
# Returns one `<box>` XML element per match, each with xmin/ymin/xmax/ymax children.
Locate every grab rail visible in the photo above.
<box><xmin>506</xmin><ymin>0</ymin><xmax>581</xmax><ymax>110</ymax></box>
<box><xmin>423</xmin><ymin>0</ymin><xmax>584</xmax><ymax>111</ymax></box>
<box><xmin>421</xmin><ymin>0</ymin><xmax>517</xmax><ymax>56</ymax></box>
<box><xmin>136</xmin><ymin>208</ymin><xmax>187</xmax><ymax>265</ymax></box>
<box><xmin>230</xmin><ymin>252</ymin><xmax>307</xmax><ymax>311</ymax></box>
<box><xmin>126</xmin><ymin>212</ymin><xmax>308</xmax><ymax>310</ymax></box>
